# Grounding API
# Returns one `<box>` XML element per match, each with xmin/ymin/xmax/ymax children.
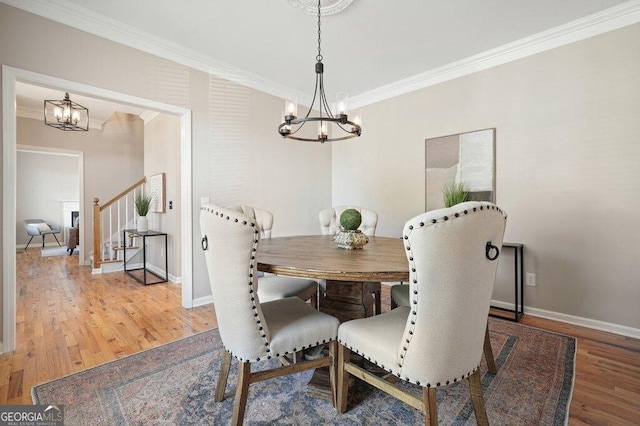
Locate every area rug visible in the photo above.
<box><xmin>41</xmin><ymin>246</ymin><xmax>78</xmax><ymax>257</ymax></box>
<box><xmin>32</xmin><ymin>318</ymin><xmax>575</xmax><ymax>425</ymax></box>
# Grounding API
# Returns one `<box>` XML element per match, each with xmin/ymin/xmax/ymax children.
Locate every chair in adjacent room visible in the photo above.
<box><xmin>337</xmin><ymin>202</ymin><xmax>507</xmax><ymax>425</ymax></box>
<box><xmin>200</xmin><ymin>205</ymin><xmax>340</xmax><ymax>425</ymax></box>
<box><xmin>228</xmin><ymin>205</ymin><xmax>319</xmax><ymax>308</ymax></box>
<box><xmin>318</xmin><ymin>205</ymin><xmax>381</xmax><ymax>314</ymax></box>
<box><xmin>23</xmin><ymin>219</ymin><xmax>62</xmax><ymax>250</ymax></box>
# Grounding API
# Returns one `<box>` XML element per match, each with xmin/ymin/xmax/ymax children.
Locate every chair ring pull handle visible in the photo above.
<box><xmin>201</xmin><ymin>235</ymin><xmax>209</xmax><ymax>251</ymax></box>
<box><xmin>485</xmin><ymin>241</ymin><xmax>500</xmax><ymax>261</ymax></box>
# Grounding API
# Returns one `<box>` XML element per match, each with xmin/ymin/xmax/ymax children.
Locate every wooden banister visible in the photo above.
<box><xmin>93</xmin><ymin>177</ymin><xmax>146</xmax><ymax>270</ymax></box>
<box><xmin>100</xmin><ymin>177</ymin><xmax>146</xmax><ymax>211</ymax></box>
<box><xmin>93</xmin><ymin>197</ymin><xmax>102</xmax><ymax>270</ymax></box>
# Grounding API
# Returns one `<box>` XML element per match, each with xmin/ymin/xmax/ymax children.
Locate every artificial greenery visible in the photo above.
<box><xmin>442</xmin><ymin>182</ymin><xmax>470</xmax><ymax>207</ymax></box>
<box><xmin>134</xmin><ymin>193</ymin><xmax>153</xmax><ymax>216</ymax></box>
<box><xmin>340</xmin><ymin>208</ymin><xmax>362</xmax><ymax>231</ymax></box>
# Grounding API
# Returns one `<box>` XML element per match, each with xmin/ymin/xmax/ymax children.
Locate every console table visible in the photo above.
<box><xmin>490</xmin><ymin>242</ymin><xmax>524</xmax><ymax>322</ymax></box>
<box><xmin>122</xmin><ymin>229</ymin><xmax>168</xmax><ymax>285</ymax></box>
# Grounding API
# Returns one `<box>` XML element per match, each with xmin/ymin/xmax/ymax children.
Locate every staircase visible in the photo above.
<box><xmin>91</xmin><ymin>177</ymin><xmax>146</xmax><ymax>273</ymax></box>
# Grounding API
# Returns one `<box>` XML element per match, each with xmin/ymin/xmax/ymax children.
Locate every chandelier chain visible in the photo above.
<box><xmin>316</xmin><ymin>0</ymin><xmax>322</xmax><ymax>62</ymax></box>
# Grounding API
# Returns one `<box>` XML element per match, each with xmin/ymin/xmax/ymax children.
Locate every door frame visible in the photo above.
<box><xmin>2</xmin><ymin>65</ymin><xmax>194</xmax><ymax>353</ymax></box>
<box><xmin>16</xmin><ymin>145</ymin><xmax>85</xmax><ymax>259</ymax></box>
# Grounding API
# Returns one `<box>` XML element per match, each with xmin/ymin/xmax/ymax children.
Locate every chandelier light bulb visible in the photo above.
<box><xmin>335</xmin><ymin>92</ymin><xmax>348</xmax><ymax>116</ymax></box>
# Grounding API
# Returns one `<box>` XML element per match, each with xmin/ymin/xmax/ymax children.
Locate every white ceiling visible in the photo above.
<box><xmin>7</xmin><ymin>0</ymin><xmax>639</xmax><ymax>116</ymax></box>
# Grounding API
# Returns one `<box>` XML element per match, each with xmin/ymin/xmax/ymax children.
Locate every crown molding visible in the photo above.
<box><xmin>351</xmin><ymin>0</ymin><xmax>640</xmax><ymax>108</ymax></box>
<box><xmin>3</xmin><ymin>0</ymin><xmax>639</xmax><ymax>109</ymax></box>
<box><xmin>0</xmin><ymin>0</ymin><xmax>312</xmax><ymax>106</ymax></box>
<box><xmin>17</xmin><ymin>105</ymin><xmax>103</xmax><ymax>129</ymax></box>
<box><xmin>139</xmin><ymin>110</ymin><xmax>160</xmax><ymax>124</ymax></box>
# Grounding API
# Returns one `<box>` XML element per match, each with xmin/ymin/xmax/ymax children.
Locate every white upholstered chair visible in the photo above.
<box><xmin>318</xmin><ymin>205</ymin><xmax>381</xmax><ymax>314</ymax></box>
<box><xmin>200</xmin><ymin>205</ymin><xmax>340</xmax><ymax>425</ymax></box>
<box><xmin>319</xmin><ymin>205</ymin><xmax>378</xmax><ymax>237</ymax></box>
<box><xmin>337</xmin><ymin>202</ymin><xmax>507</xmax><ymax>425</ymax></box>
<box><xmin>228</xmin><ymin>205</ymin><xmax>318</xmax><ymax>307</ymax></box>
<box><xmin>389</xmin><ymin>282</ymin><xmax>497</xmax><ymax>375</ymax></box>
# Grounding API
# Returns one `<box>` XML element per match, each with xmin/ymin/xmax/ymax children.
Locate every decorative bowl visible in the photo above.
<box><xmin>333</xmin><ymin>229</ymin><xmax>368</xmax><ymax>249</ymax></box>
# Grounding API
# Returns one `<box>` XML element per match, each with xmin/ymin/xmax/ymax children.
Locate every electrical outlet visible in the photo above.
<box><xmin>200</xmin><ymin>197</ymin><xmax>210</xmax><ymax>206</ymax></box>
<box><xmin>526</xmin><ymin>273</ymin><xmax>536</xmax><ymax>287</ymax></box>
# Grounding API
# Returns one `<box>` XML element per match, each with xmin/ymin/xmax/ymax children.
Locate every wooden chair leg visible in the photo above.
<box><xmin>422</xmin><ymin>387</ymin><xmax>438</xmax><ymax>426</ymax></box>
<box><xmin>231</xmin><ymin>361</ymin><xmax>251</xmax><ymax>426</ymax></box>
<box><xmin>468</xmin><ymin>369</ymin><xmax>489</xmax><ymax>426</ymax></box>
<box><xmin>328</xmin><ymin>340</ymin><xmax>338</xmax><ymax>407</ymax></box>
<box><xmin>336</xmin><ymin>344</ymin><xmax>350</xmax><ymax>413</ymax></box>
<box><xmin>483</xmin><ymin>324</ymin><xmax>497</xmax><ymax>375</ymax></box>
<box><xmin>215</xmin><ymin>349</ymin><xmax>232</xmax><ymax>402</ymax></box>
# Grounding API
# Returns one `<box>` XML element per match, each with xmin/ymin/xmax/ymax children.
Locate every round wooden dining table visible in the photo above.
<box><xmin>257</xmin><ymin>235</ymin><xmax>410</xmax><ymax>322</ymax></box>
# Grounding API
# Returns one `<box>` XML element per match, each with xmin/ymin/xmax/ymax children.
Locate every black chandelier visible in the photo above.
<box><xmin>278</xmin><ymin>0</ymin><xmax>361</xmax><ymax>143</ymax></box>
<box><xmin>44</xmin><ymin>92</ymin><xmax>89</xmax><ymax>131</ymax></box>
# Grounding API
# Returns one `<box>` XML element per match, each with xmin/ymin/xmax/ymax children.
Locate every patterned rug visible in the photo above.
<box><xmin>32</xmin><ymin>318</ymin><xmax>575</xmax><ymax>425</ymax></box>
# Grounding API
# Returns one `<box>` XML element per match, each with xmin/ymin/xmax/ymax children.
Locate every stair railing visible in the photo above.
<box><xmin>92</xmin><ymin>177</ymin><xmax>146</xmax><ymax>270</ymax></box>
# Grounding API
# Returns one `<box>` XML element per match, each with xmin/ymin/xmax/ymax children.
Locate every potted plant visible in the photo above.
<box><xmin>134</xmin><ymin>193</ymin><xmax>152</xmax><ymax>232</ymax></box>
<box><xmin>333</xmin><ymin>208</ymin><xmax>369</xmax><ymax>249</ymax></box>
<box><xmin>442</xmin><ymin>182</ymin><xmax>470</xmax><ymax>207</ymax></box>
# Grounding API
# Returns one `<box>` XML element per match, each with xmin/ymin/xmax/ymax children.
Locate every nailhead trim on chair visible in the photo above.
<box><xmin>340</xmin><ymin>202</ymin><xmax>507</xmax><ymax>387</ymax></box>
<box><xmin>204</xmin><ymin>205</ymin><xmax>337</xmax><ymax>363</ymax></box>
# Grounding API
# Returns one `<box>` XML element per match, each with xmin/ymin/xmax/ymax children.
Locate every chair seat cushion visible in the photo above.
<box><xmin>390</xmin><ymin>284</ymin><xmax>410</xmax><ymax>307</ymax></box>
<box><xmin>28</xmin><ymin>222</ymin><xmax>51</xmax><ymax>233</ymax></box>
<box><xmin>338</xmin><ymin>306</ymin><xmax>410</xmax><ymax>373</ymax></box>
<box><xmin>261</xmin><ymin>297</ymin><xmax>339</xmax><ymax>357</ymax></box>
<box><xmin>258</xmin><ymin>275</ymin><xmax>317</xmax><ymax>303</ymax></box>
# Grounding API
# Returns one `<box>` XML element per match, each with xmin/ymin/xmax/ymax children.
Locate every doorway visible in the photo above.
<box><xmin>16</xmin><ymin>146</ymin><xmax>84</xmax><ymax>258</ymax></box>
<box><xmin>2</xmin><ymin>66</ymin><xmax>194</xmax><ymax>353</ymax></box>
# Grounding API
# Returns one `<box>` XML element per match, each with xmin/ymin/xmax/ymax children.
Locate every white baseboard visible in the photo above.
<box><xmin>145</xmin><ymin>263</ymin><xmax>181</xmax><ymax>283</ymax></box>
<box><xmin>380</xmin><ymin>282</ymin><xmax>640</xmax><ymax>339</ymax></box>
<box><xmin>490</xmin><ymin>299</ymin><xmax>640</xmax><ymax>339</ymax></box>
<box><xmin>16</xmin><ymin>241</ymin><xmax>63</xmax><ymax>249</ymax></box>
<box><xmin>192</xmin><ymin>295</ymin><xmax>213</xmax><ymax>308</ymax></box>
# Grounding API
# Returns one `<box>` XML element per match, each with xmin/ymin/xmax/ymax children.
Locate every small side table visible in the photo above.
<box><xmin>123</xmin><ymin>229</ymin><xmax>168</xmax><ymax>285</ymax></box>
<box><xmin>490</xmin><ymin>242</ymin><xmax>524</xmax><ymax>322</ymax></box>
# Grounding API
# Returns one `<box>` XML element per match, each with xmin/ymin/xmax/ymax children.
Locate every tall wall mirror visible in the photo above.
<box><xmin>425</xmin><ymin>128</ymin><xmax>495</xmax><ymax>211</ymax></box>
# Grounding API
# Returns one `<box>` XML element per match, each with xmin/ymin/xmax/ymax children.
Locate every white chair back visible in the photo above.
<box><xmin>399</xmin><ymin>201</ymin><xmax>506</xmax><ymax>386</ymax></box>
<box><xmin>228</xmin><ymin>205</ymin><xmax>274</xmax><ymax>239</ymax></box>
<box><xmin>319</xmin><ymin>206</ymin><xmax>378</xmax><ymax>236</ymax></box>
<box><xmin>200</xmin><ymin>204</ymin><xmax>271</xmax><ymax>361</ymax></box>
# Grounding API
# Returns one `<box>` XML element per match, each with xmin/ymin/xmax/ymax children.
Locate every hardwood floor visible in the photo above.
<box><xmin>1</xmin><ymin>251</ymin><xmax>639</xmax><ymax>425</ymax></box>
<box><xmin>0</xmin><ymin>248</ymin><xmax>216</xmax><ymax>404</ymax></box>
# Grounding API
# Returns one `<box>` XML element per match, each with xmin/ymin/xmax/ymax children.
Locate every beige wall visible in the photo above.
<box><xmin>15</xmin><ymin>114</ymin><xmax>145</xmax><ymax>263</ymax></box>
<box><xmin>0</xmin><ymin>4</ymin><xmax>332</xmax><ymax>308</ymax></box>
<box><xmin>143</xmin><ymin>113</ymin><xmax>181</xmax><ymax>280</ymax></box>
<box><xmin>16</xmin><ymin>150</ymin><xmax>79</xmax><ymax>245</ymax></box>
<box><xmin>332</xmin><ymin>24</ymin><xmax>640</xmax><ymax>329</ymax></box>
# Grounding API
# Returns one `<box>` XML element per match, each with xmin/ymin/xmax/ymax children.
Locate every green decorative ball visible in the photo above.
<box><xmin>340</xmin><ymin>208</ymin><xmax>362</xmax><ymax>231</ymax></box>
